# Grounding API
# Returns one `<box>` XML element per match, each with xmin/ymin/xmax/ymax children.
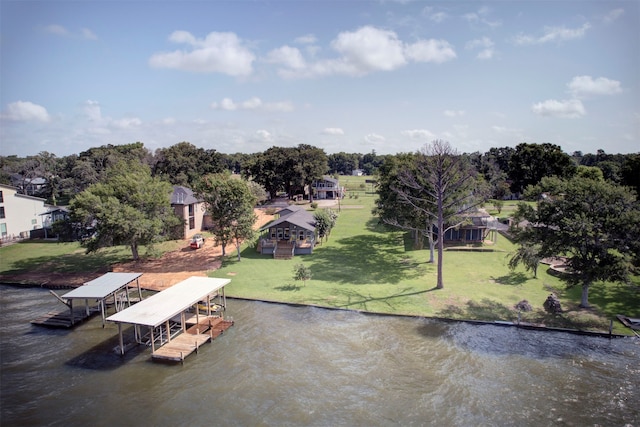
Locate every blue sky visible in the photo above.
<box><xmin>1</xmin><ymin>1</ymin><xmax>638</xmax><ymax>157</ymax></box>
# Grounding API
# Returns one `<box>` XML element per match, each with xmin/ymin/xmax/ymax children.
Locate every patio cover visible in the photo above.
<box><xmin>106</xmin><ymin>276</ymin><xmax>231</xmax><ymax>328</ymax></box>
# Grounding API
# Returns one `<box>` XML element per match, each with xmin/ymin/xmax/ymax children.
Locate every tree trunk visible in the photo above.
<box><xmin>131</xmin><ymin>242</ymin><xmax>139</xmax><ymax>261</ymax></box>
<box><xmin>580</xmin><ymin>283</ymin><xmax>591</xmax><ymax>308</ymax></box>
<box><xmin>428</xmin><ymin>226</ymin><xmax>435</xmax><ymax>264</ymax></box>
<box><xmin>236</xmin><ymin>241</ymin><xmax>242</xmax><ymax>261</ymax></box>
<box><xmin>221</xmin><ymin>243</ymin><xmax>227</xmax><ymax>256</ymax></box>
<box><xmin>436</xmin><ymin>210</ymin><xmax>444</xmax><ymax>289</ymax></box>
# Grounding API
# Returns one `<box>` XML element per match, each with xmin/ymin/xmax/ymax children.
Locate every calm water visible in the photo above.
<box><xmin>1</xmin><ymin>285</ymin><xmax>638</xmax><ymax>426</ymax></box>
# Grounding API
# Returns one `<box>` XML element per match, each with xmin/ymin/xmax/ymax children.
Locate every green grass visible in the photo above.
<box><xmin>211</xmin><ymin>196</ymin><xmax>640</xmax><ymax>334</ymax></box>
<box><xmin>2</xmin><ymin>191</ymin><xmax>638</xmax><ymax>335</ymax></box>
<box><xmin>0</xmin><ymin>239</ymin><xmax>183</xmax><ymax>275</ymax></box>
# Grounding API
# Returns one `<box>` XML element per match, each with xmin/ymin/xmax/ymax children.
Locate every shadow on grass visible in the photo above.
<box><xmin>274</xmin><ymin>283</ymin><xmax>303</xmax><ymax>292</ymax></box>
<box><xmin>311</xmin><ymin>286</ymin><xmax>437</xmax><ymax>311</ymax></box>
<box><xmin>491</xmin><ymin>272</ymin><xmax>529</xmax><ymax>286</ymax></box>
<box><xmin>309</xmin><ymin>234</ymin><xmax>431</xmax><ymax>286</ymax></box>
<box><xmin>3</xmin><ymin>245</ymin><xmax>130</xmax><ymax>275</ymax></box>
<box><xmin>438</xmin><ymin>298</ymin><xmax>515</xmax><ymax>321</ymax></box>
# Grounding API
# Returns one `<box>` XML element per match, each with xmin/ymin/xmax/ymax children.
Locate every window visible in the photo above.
<box><xmin>188</xmin><ymin>204</ymin><xmax>195</xmax><ymax>229</ymax></box>
<box><xmin>0</xmin><ymin>223</ymin><xmax>6</xmax><ymax>238</ymax></box>
<box><xmin>0</xmin><ymin>190</ymin><xmax>3</xmax><ymax>203</ymax></box>
<box><xmin>0</xmin><ymin>207</ymin><xmax>4</xmax><ymax>219</ymax></box>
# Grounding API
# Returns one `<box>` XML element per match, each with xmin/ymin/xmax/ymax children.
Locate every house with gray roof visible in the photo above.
<box><xmin>171</xmin><ymin>185</ymin><xmax>206</xmax><ymax>239</ymax></box>
<box><xmin>257</xmin><ymin>205</ymin><xmax>316</xmax><ymax>259</ymax></box>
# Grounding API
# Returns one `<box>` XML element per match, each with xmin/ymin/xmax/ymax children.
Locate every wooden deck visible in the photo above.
<box><xmin>152</xmin><ymin>316</ymin><xmax>234</xmax><ymax>362</ymax></box>
<box><xmin>31</xmin><ymin>306</ymin><xmax>97</xmax><ymax>328</ymax></box>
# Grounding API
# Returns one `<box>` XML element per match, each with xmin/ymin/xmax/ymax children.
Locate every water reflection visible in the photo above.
<box><xmin>1</xmin><ymin>285</ymin><xmax>638</xmax><ymax>426</ymax></box>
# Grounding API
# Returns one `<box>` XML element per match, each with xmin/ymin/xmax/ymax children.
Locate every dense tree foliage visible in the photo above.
<box><xmin>508</xmin><ymin>143</ymin><xmax>576</xmax><ymax>194</ymax></box>
<box><xmin>70</xmin><ymin>161</ymin><xmax>180</xmax><ymax>260</ymax></box>
<box><xmin>152</xmin><ymin>141</ymin><xmax>226</xmax><ymax>187</ymax></box>
<box><xmin>511</xmin><ymin>177</ymin><xmax>640</xmax><ymax>307</ymax></box>
<box><xmin>195</xmin><ymin>173</ymin><xmax>257</xmax><ymax>260</ymax></box>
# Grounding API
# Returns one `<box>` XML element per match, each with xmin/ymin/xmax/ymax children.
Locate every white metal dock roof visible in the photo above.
<box><xmin>62</xmin><ymin>272</ymin><xmax>143</xmax><ymax>300</ymax></box>
<box><xmin>106</xmin><ymin>276</ymin><xmax>231</xmax><ymax>328</ymax></box>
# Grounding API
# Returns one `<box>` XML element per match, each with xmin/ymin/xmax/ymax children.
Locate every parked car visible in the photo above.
<box><xmin>190</xmin><ymin>233</ymin><xmax>205</xmax><ymax>249</ymax></box>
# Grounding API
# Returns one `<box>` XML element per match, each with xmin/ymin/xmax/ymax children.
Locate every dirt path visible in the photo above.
<box><xmin>1</xmin><ymin>209</ymin><xmax>274</xmax><ymax>291</ymax></box>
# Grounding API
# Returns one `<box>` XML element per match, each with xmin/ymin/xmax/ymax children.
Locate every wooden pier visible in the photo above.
<box><xmin>31</xmin><ymin>306</ymin><xmax>97</xmax><ymax>328</ymax></box>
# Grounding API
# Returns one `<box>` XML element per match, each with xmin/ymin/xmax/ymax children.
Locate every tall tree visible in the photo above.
<box><xmin>508</xmin><ymin>143</ymin><xmax>576</xmax><ymax>194</ymax></box>
<box><xmin>511</xmin><ymin>177</ymin><xmax>640</xmax><ymax>307</ymax></box>
<box><xmin>70</xmin><ymin>161</ymin><xmax>180</xmax><ymax>260</ymax></box>
<box><xmin>295</xmin><ymin>144</ymin><xmax>328</xmax><ymax>202</ymax></box>
<box><xmin>394</xmin><ymin>141</ymin><xmax>485</xmax><ymax>289</ymax></box>
<box><xmin>153</xmin><ymin>141</ymin><xmax>226</xmax><ymax>186</ymax></box>
<box><xmin>195</xmin><ymin>174</ymin><xmax>257</xmax><ymax>261</ymax></box>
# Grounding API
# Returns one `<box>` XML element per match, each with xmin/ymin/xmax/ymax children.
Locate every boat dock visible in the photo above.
<box><xmin>106</xmin><ymin>276</ymin><xmax>232</xmax><ymax>362</ymax></box>
<box><xmin>32</xmin><ymin>272</ymin><xmax>143</xmax><ymax>328</ymax></box>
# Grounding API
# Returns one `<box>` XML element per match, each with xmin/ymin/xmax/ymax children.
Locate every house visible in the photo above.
<box><xmin>439</xmin><ymin>209</ymin><xmax>497</xmax><ymax>243</ymax></box>
<box><xmin>352</xmin><ymin>169</ymin><xmax>364</xmax><ymax>176</ymax></box>
<box><xmin>10</xmin><ymin>174</ymin><xmax>47</xmax><ymax>196</ymax></box>
<box><xmin>257</xmin><ymin>205</ymin><xmax>316</xmax><ymax>259</ymax></box>
<box><xmin>311</xmin><ymin>176</ymin><xmax>344</xmax><ymax>200</ymax></box>
<box><xmin>0</xmin><ymin>184</ymin><xmax>48</xmax><ymax>242</ymax></box>
<box><xmin>171</xmin><ymin>186</ymin><xmax>206</xmax><ymax>239</ymax></box>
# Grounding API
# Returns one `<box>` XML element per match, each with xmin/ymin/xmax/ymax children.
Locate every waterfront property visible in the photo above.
<box><xmin>311</xmin><ymin>176</ymin><xmax>345</xmax><ymax>200</ymax></box>
<box><xmin>0</xmin><ymin>183</ymin><xmax>49</xmax><ymax>243</ymax></box>
<box><xmin>257</xmin><ymin>205</ymin><xmax>316</xmax><ymax>259</ymax></box>
<box><xmin>171</xmin><ymin>185</ymin><xmax>207</xmax><ymax>239</ymax></box>
<box><xmin>106</xmin><ymin>276</ymin><xmax>232</xmax><ymax>362</ymax></box>
<box><xmin>32</xmin><ymin>272</ymin><xmax>144</xmax><ymax>328</ymax></box>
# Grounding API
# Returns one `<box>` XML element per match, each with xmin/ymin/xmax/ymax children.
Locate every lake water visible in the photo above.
<box><xmin>1</xmin><ymin>285</ymin><xmax>638</xmax><ymax>426</ymax></box>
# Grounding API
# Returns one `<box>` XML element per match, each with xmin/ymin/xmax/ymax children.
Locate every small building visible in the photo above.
<box><xmin>0</xmin><ymin>184</ymin><xmax>48</xmax><ymax>242</ymax></box>
<box><xmin>171</xmin><ymin>185</ymin><xmax>206</xmax><ymax>239</ymax></box>
<box><xmin>440</xmin><ymin>209</ymin><xmax>496</xmax><ymax>243</ymax></box>
<box><xmin>311</xmin><ymin>176</ymin><xmax>344</xmax><ymax>200</ymax></box>
<box><xmin>257</xmin><ymin>206</ymin><xmax>316</xmax><ymax>259</ymax></box>
<box><xmin>352</xmin><ymin>169</ymin><xmax>364</xmax><ymax>176</ymax></box>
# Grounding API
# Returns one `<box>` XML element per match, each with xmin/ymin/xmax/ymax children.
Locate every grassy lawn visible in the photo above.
<box><xmin>0</xmin><ymin>239</ymin><xmax>183</xmax><ymax>275</ymax></box>
<box><xmin>1</xmin><ymin>179</ymin><xmax>638</xmax><ymax>335</ymax></box>
<box><xmin>210</xmin><ymin>192</ymin><xmax>640</xmax><ymax>334</ymax></box>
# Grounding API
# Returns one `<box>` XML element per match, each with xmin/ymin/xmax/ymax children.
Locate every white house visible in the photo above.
<box><xmin>0</xmin><ymin>184</ymin><xmax>48</xmax><ymax>242</ymax></box>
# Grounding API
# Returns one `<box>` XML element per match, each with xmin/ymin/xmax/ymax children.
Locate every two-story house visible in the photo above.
<box><xmin>0</xmin><ymin>184</ymin><xmax>48</xmax><ymax>242</ymax></box>
<box><xmin>311</xmin><ymin>176</ymin><xmax>344</xmax><ymax>200</ymax></box>
<box><xmin>171</xmin><ymin>185</ymin><xmax>207</xmax><ymax>239</ymax></box>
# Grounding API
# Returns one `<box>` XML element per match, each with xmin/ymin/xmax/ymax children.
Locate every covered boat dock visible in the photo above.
<box><xmin>106</xmin><ymin>276</ymin><xmax>232</xmax><ymax>362</ymax></box>
<box><xmin>32</xmin><ymin>272</ymin><xmax>143</xmax><ymax>328</ymax></box>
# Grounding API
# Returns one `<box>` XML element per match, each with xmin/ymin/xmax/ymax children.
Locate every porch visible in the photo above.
<box><xmin>258</xmin><ymin>238</ymin><xmax>315</xmax><ymax>259</ymax></box>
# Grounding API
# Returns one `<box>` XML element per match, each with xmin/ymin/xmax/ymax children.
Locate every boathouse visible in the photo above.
<box><xmin>32</xmin><ymin>272</ymin><xmax>143</xmax><ymax>328</ymax></box>
<box><xmin>106</xmin><ymin>276</ymin><xmax>232</xmax><ymax>362</ymax></box>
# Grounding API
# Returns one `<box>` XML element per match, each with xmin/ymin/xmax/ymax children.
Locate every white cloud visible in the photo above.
<box><xmin>112</xmin><ymin>117</ymin><xmax>142</xmax><ymax>129</ymax></box>
<box><xmin>1</xmin><ymin>101</ymin><xmax>51</xmax><ymax>122</ymax></box>
<box><xmin>271</xmin><ymin>26</ymin><xmax>456</xmax><ymax>79</ymax></box>
<box><xmin>44</xmin><ymin>24</ymin><xmax>97</xmax><ymax>40</ymax></box>
<box><xmin>465</xmin><ymin>37</ymin><xmax>495</xmax><ymax>59</ymax></box>
<box><xmin>401</xmin><ymin>129</ymin><xmax>435</xmax><ymax>140</ymax></box>
<box><xmin>603</xmin><ymin>8</ymin><xmax>624</xmax><ymax>24</ymax></box>
<box><xmin>364</xmin><ymin>133</ymin><xmax>386</xmax><ymax>144</ymax></box>
<box><xmin>404</xmin><ymin>39</ymin><xmax>456</xmax><ymax>64</ymax></box>
<box><xmin>422</xmin><ymin>7</ymin><xmax>448</xmax><ymax>23</ymax></box>
<box><xmin>322</xmin><ymin>127</ymin><xmax>344</xmax><ymax>135</ymax></box>
<box><xmin>463</xmin><ymin>6</ymin><xmax>502</xmax><ymax>28</ymax></box>
<box><xmin>256</xmin><ymin>130</ymin><xmax>273</xmax><ymax>142</ymax></box>
<box><xmin>332</xmin><ymin>26</ymin><xmax>407</xmax><ymax>73</ymax></box>
<box><xmin>266</xmin><ymin>46</ymin><xmax>307</xmax><ymax>70</ymax></box>
<box><xmin>81</xmin><ymin>28</ymin><xmax>97</xmax><ymax>40</ymax></box>
<box><xmin>567</xmin><ymin>75</ymin><xmax>622</xmax><ymax>97</ymax></box>
<box><xmin>84</xmin><ymin>100</ymin><xmax>103</xmax><ymax>121</ymax></box>
<box><xmin>295</xmin><ymin>34</ymin><xmax>317</xmax><ymax>44</ymax></box>
<box><xmin>514</xmin><ymin>23</ymin><xmax>591</xmax><ymax>45</ymax></box>
<box><xmin>443</xmin><ymin>109</ymin><xmax>465</xmax><ymax>118</ymax></box>
<box><xmin>44</xmin><ymin>24</ymin><xmax>68</xmax><ymax>36</ymax></box>
<box><xmin>149</xmin><ymin>30</ymin><xmax>255</xmax><ymax>76</ymax></box>
<box><xmin>211</xmin><ymin>97</ymin><xmax>293</xmax><ymax>112</ymax></box>
<box><xmin>531</xmin><ymin>99</ymin><xmax>586</xmax><ymax>118</ymax></box>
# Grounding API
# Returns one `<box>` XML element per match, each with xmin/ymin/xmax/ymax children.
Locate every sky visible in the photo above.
<box><xmin>1</xmin><ymin>1</ymin><xmax>638</xmax><ymax>158</ymax></box>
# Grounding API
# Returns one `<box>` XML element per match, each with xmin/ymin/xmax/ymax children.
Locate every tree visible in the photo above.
<box><xmin>511</xmin><ymin>177</ymin><xmax>640</xmax><ymax>307</ymax></box>
<box><xmin>153</xmin><ymin>142</ymin><xmax>226</xmax><ymax>186</ymax></box>
<box><xmin>374</xmin><ymin>153</ymin><xmax>435</xmax><ymax>259</ymax></box>
<box><xmin>293</xmin><ymin>263</ymin><xmax>312</xmax><ymax>286</ymax></box>
<box><xmin>295</xmin><ymin>144</ymin><xmax>328</xmax><ymax>202</ymax></box>
<box><xmin>393</xmin><ymin>140</ymin><xmax>486</xmax><ymax>289</ymax></box>
<box><xmin>195</xmin><ymin>174</ymin><xmax>257</xmax><ymax>261</ymax></box>
<box><xmin>313</xmin><ymin>208</ymin><xmax>338</xmax><ymax>243</ymax></box>
<box><xmin>508</xmin><ymin>244</ymin><xmax>542</xmax><ymax>278</ymax></box>
<box><xmin>508</xmin><ymin>143</ymin><xmax>576</xmax><ymax>194</ymax></box>
<box><xmin>70</xmin><ymin>161</ymin><xmax>180</xmax><ymax>260</ymax></box>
